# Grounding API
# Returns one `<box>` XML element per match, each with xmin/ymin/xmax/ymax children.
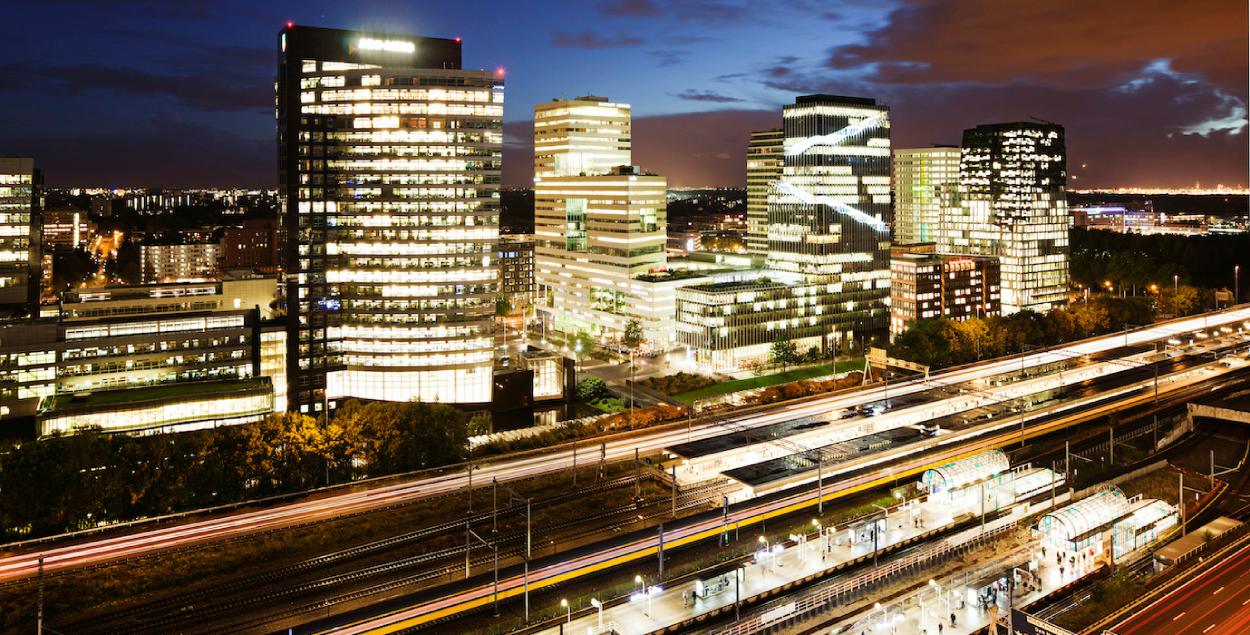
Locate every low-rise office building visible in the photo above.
<box><xmin>676</xmin><ymin>276</ymin><xmax>841</xmax><ymax>370</ymax></box>
<box><xmin>140</xmin><ymin>241</ymin><xmax>221</xmax><ymax>283</ymax></box>
<box><xmin>0</xmin><ymin>278</ymin><xmax>282</xmax><ymax>436</ymax></box>
<box><xmin>41</xmin><ymin>209</ymin><xmax>93</xmax><ymax>248</ymax></box>
<box><xmin>889</xmin><ymin>243</ymin><xmax>1000</xmax><ymax>338</ymax></box>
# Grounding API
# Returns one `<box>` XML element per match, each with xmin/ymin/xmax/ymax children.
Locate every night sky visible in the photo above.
<box><xmin>3</xmin><ymin>0</ymin><xmax>1246</xmax><ymax>189</ymax></box>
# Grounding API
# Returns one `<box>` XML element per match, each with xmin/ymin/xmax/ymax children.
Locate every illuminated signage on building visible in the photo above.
<box><xmin>356</xmin><ymin>37</ymin><xmax>415</xmax><ymax>53</ymax></box>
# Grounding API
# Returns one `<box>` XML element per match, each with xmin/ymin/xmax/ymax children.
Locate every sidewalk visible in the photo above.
<box><xmin>536</xmin><ymin>488</ymin><xmax>1048</xmax><ymax>635</ymax></box>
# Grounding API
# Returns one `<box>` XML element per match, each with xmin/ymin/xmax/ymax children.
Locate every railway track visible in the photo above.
<box><xmin>66</xmin><ymin>478</ymin><xmax>728</xmax><ymax>634</ymax></box>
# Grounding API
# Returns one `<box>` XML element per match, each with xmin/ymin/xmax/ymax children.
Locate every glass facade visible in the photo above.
<box><xmin>746</xmin><ymin>129</ymin><xmax>783</xmax><ymax>256</ymax></box>
<box><xmin>768</xmin><ymin>95</ymin><xmax>892</xmax><ymax>347</ymax></box>
<box><xmin>533</xmin><ymin>96</ymin><xmax>631</xmax><ymax>179</ymax></box>
<box><xmin>941</xmin><ymin>123</ymin><xmax>1069</xmax><ymax>314</ymax></box>
<box><xmin>533</xmin><ymin>97</ymin><xmax>688</xmax><ymax>345</ymax></box>
<box><xmin>278</xmin><ymin>26</ymin><xmax>503</xmax><ymax>410</ymax></box>
<box><xmin>892</xmin><ymin>147</ymin><xmax>960</xmax><ymax>245</ymax></box>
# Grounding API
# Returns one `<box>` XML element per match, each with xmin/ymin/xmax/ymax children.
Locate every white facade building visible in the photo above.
<box><xmin>892</xmin><ymin>147</ymin><xmax>960</xmax><ymax>245</ymax></box>
<box><xmin>534</xmin><ymin>97</ymin><xmax>696</xmax><ymax>347</ymax></box>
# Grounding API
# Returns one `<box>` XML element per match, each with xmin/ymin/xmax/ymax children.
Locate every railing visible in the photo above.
<box><xmin>709</xmin><ymin>520</ymin><xmax>1020</xmax><ymax>635</ymax></box>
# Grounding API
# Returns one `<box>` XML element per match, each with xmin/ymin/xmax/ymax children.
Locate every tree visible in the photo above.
<box><xmin>570</xmin><ymin>331</ymin><xmax>595</xmax><ymax>374</ymax></box>
<box><xmin>769</xmin><ymin>338</ymin><xmax>800</xmax><ymax>373</ymax></box>
<box><xmin>495</xmin><ymin>295</ymin><xmax>513</xmax><ymax>360</ymax></box>
<box><xmin>468</xmin><ymin>411</ymin><xmax>493</xmax><ymax>437</ymax></box>
<box><xmin>622</xmin><ymin>319</ymin><xmax>645</xmax><ymax>414</ymax></box>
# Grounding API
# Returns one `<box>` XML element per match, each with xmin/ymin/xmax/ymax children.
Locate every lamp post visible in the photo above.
<box><xmin>561</xmin><ymin>598</ymin><xmax>570</xmax><ymax>624</ymax></box>
<box><xmin>590</xmin><ymin>598</ymin><xmax>603</xmax><ymax>631</ymax></box>
<box><xmin>1236</xmin><ymin>265</ymin><xmax>1241</xmax><ymax>305</ymax></box>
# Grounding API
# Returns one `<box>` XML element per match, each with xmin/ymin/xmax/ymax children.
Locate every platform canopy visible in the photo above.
<box><xmin>922</xmin><ymin>449</ymin><xmax>1010</xmax><ymax>494</ymax></box>
<box><xmin>1037</xmin><ymin>485</ymin><xmax>1131</xmax><ymax>545</ymax></box>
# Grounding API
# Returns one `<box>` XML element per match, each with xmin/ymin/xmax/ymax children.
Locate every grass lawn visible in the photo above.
<box><xmin>673</xmin><ymin>357</ymin><xmax>863</xmax><ymax>404</ymax></box>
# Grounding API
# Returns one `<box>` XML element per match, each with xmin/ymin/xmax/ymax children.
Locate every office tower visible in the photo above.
<box><xmin>746</xmin><ymin>129</ymin><xmax>783</xmax><ymax>256</ymax></box>
<box><xmin>277</xmin><ymin>25</ymin><xmax>504</xmax><ymax>412</ymax></box>
<box><xmin>677</xmin><ymin>95</ymin><xmax>892</xmax><ymax>370</ymax></box>
<box><xmin>893</xmin><ymin>147</ymin><xmax>960</xmax><ymax>245</ymax></box>
<box><xmin>942</xmin><ymin>122</ymin><xmax>1069</xmax><ymax>314</ymax></box>
<box><xmin>535</xmin><ymin>164</ymin><xmax>675</xmax><ymax>342</ymax></box>
<box><xmin>769</xmin><ymin>95</ymin><xmax>892</xmax><ymax>343</ymax></box>
<box><xmin>0</xmin><ymin>158</ymin><xmax>40</xmax><ymax>312</ymax></box>
<box><xmin>533</xmin><ymin>97</ymin><xmax>695</xmax><ymax>345</ymax></box>
<box><xmin>533</xmin><ymin>96</ymin><xmax>630</xmax><ymax>179</ymax></box>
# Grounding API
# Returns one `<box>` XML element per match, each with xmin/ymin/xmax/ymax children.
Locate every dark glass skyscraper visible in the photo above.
<box><xmin>0</xmin><ymin>158</ymin><xmax>40</xmax><ymax>313</ymax></box>
<box><xmin>942</xmin><ymin>122</ymin><xmax>1068</xmax><ymax>313</ymax></box>
<box><xmin>276</xmin><ymin>25</ymin><xmax>503</xmax><ymax>413</ymax></box>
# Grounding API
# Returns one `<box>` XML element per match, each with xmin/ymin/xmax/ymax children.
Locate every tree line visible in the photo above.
<box><xmin>0</xmin><ymin>401</ymin><xmax>469</xmax><ymax>540</ymax></box>
<box><xmin>1070</xmin><ymin>227</ymin><xmax>1245</xmax><ymax>298</ymax></box>
<box><xmin>889</xmin><ymin>296</ymin><xmax>1154</xmax><ymax>369</ymax></box>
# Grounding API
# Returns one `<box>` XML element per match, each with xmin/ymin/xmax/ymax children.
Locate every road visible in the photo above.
<box><xmin>1</xmin><ymin>306</ymin><xmax>1247</xmax><ymax>584</ymax></box>
<box><xmin>1111</xmin><ymin>541</ymin><xmax>1250</xmax><ymax>635</ymax></box>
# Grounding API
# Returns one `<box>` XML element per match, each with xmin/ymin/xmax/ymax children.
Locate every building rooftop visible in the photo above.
<box><xmin>49</xmin><ymin>378</ymin><xmax>271</xmax><ymax>413</ymax></box>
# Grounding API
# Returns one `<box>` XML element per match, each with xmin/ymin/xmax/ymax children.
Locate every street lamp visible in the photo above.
<box><xmin>590</xmin><ymin>598</ymin><xmax>603</xmax><ymax>630</ymax></box>
<box><xmin>634</xmin><ymin>574</ymin><xmax>644</xmax><ymax>594</ymax></box>
<box><xmin>560</xmin><ymin>598</ymin><xmax>570</xmax><ymax>624</ymax></box>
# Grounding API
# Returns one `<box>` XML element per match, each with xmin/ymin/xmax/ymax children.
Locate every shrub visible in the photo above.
<box><xmin>576</xmin><ymin>376</ymin><xmax>610</xmax><ymax>402</ymax></box>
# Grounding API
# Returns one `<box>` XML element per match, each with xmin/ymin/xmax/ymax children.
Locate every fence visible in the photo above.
<box><xmin>705</xmin><ymin>521</ymin><xmax>1020</xmax><ymax>635</ymax></box>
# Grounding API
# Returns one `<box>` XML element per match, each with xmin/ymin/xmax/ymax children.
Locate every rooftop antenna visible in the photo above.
<box><xmin>1029</xmin><ymin>116</ymin><xmax>1058</xmax><ymax>125</ymax></box>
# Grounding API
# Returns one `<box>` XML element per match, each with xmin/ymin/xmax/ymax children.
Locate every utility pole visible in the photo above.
<box><xmin>1179</xmin><ymin>471</ymin><xmax>1186</xmax><ymax>536</ymax></box>
<box><xmin>670</xmin><ymin>465</ymin><xmax>678</xmax><ymax>517</ymax></box>
<box><xmin>572</xmin><ymin>442</ymin><xmax>577</xmax><ymax>487</ymax></box>
<box><xmin>599</xmin><ymin>442</ymin><xmax>606</xmax><ymax>481</ymax></box>
<box><xmin>818</xmin><ymin>453</ymin><xmax>824</xmax><ymax>514</ymax></box>
<box><xmin>1109</xmin><ymin>425</ymin><xmax>1115</xmax><ymax>465</ymax></box>
<box><xmin>721</xmin><ymin>495</ymin><xmax>730</xmax><ymax>546</ymax></box>
<box><xmin>1065</xmin><ymin>441</ymin><xmax>1070</xmax><ymax>481</ymax></box>
<box><xmin>634</xmin><ymin>448</ymin><xmax>641</xmax><ymax>500</ymax></box>
<box><xmin>658</xmin><ymin>523</ymin><xmax>665</xmax><ymax>580</ymax></box>
<box><xmin>36</xmin><ymin>556</ymin><xmax>43</xmax><ymax>635</ymax></box>
<box><xmin>492</xmin><ymin>477</ymin><xmax>498</xmax><ymax>533</ymax></box>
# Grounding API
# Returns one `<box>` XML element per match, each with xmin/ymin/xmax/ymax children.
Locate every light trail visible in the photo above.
<box><xmin>0</xmin><ymin>306</ymin><xmax>1247</xmax><ymax>584</ymax></box>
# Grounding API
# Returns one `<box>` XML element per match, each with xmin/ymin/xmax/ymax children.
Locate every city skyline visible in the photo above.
<box><xmin>0</xmin><ymin>0</ymin><xmax>1245</xmax><ymax>190</ymax></box>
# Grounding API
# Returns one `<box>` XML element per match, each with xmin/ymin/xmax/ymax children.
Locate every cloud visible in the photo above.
<box><xmin>649</xmin><ymin>49</ymin><xmax>685</xmax><ymax>66</ymax></box>
<box><xmin>0</xmin><ymin>61</ymin><xmax>269</xmax><ymax>112</ymax></box>
<box><xmin>672</xmin><ymin>89</ymin><xmax>746</xmax><ymax>103</ymax></box>
<box><xmin>551</xmin><ymin>30</ymin><xmax>644</xmax><ymax>49</ymax></box>
<box><xmin>598</xmin><ymin>0</ymin><xmax>661</xmax><ymax>16</ymax></box>
<box><xmin>827</xmin><ymin>0</ymin><xmax>1248</xmax><ymax>94</ymax></box>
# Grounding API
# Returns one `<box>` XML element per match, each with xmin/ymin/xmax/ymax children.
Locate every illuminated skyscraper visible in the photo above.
<box><xmin>534</xmin><ymin>96</ymin><xmax>631</xmax><ymax>179</ymax></box>
<box><xmin>0</xmin><ymin>158</ymin><xmax>40</xmax><ymax>313</ymax></box>
<box><xmin>746</xmin><ymin>129</ymin><xmax>783</xmax><ymax>256</ymax></box>
<box><xmin>769</xmin><ymin>95</ymin><xmax>892</xmax><ymax>344</ymax></box>
<box><xmin>533</xmin><ymin>97</ymin><xmax>691</xmax><ymax>346</ymax></box>
<box><xmin>677</xmin><ymin>95</ymin><xmax>892</xmax><ymax>369</ymax></box>
<box><xmin>277</xmin><ymin>25</ymin><xmax>504</xmax><ymax>412</ymax></box>
<box><xmin>892</xmin><ymin>146</ymin><xmax>960</xmax><ymax>245</ymax></box>
<box><xmin>941</xmin><ymin>122</ymin><xmax>1069</xmax><ymax>314</ymax></box>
